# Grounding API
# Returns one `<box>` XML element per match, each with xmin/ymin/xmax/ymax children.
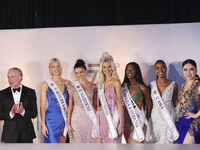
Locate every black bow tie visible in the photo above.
<box><xmin>13</xmin><ymin>87</ymin><xmax>21</xmax><ymax>93</ymax></box>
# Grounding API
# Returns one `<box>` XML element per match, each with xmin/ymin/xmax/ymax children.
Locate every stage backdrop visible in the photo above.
<box><xmin>0</xmin><ymin>23</ymin><xmax>200</xmax><ymax>143</ymax></box>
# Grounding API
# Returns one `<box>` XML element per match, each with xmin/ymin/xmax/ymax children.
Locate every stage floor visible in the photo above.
<box><xmin>0</xmin><ymin>144</ymin><xmax>199</xmax><ymax>150</ymax></box>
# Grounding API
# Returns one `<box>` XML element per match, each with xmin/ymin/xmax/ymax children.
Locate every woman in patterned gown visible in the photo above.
<box><xmin>40</xmin><ymin>58</ymin><xmax>71</xmax><ymax>143</ymax></box>
<box><xmin>150</xmin><ymin>60</ymin><xmax>179</xmax><ymax>143</ymax></box>
<box><xmin>177</xmin><ymin>59</ymin><xmax>200</xmax><ymax>144</ymax></box>
<box><xmin>96</xmin><ymin>52</ymin><xmax>124</xmax><ymax>143</ymax></box>
<box><xmin>122</xmin><ymin>62</ymin><xmax>152</xmax><ymax>143</ymax></box>
<box><xmin>67</xmin><ymin>59</ymin><xmax>98</xmax><ymax>143</ymax></box>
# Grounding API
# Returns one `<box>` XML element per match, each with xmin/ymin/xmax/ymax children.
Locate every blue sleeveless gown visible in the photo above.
<box><xmin>44</xmin><ymin>86</ymin><xmax>69</xmax><ymax>143</ymax></box>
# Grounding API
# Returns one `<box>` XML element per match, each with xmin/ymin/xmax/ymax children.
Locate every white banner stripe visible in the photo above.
<box><xmin>98</xmin><ymin>83</ymin><xmax>118</xmax><ymax>140</ymax></box>
<box><xmin>122</xmin><ymin>84</ymin><xmax>145</xmax><ymax>142</ymax></box>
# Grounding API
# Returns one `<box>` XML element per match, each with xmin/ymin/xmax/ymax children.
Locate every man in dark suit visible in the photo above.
<box><xmin>0</xmin><ymin>67</ymin><xmax>38</xmax><ymax>143</ymax></box>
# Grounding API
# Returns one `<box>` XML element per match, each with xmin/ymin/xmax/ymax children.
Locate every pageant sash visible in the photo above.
<box><xmin>151</xmin><ymin>81</ymin><xmax>179</xmax><ymax>142</ymax></box>
<box><xmin>72</xmin><ymin>81</ymin><xmax>100</xmax><ymax>138</ymax></box>
<box><xmin>98</xmin><ymin>83</ymin><xmax>118</xmax><ymax>140</ymax></box>
<box><xmin>46</xmin><ymin>79</ymin><xmax>68</xmax><ymax>137</ymax></box>
<box><xmin>122</xmin><ymin>83</ymin><xmax>145</xmax><ymax>142</ymax></box>
<box><xmin>122</xmin><ymin>83</ymin><xmax>152</xmax><ymax>142</ymax></box>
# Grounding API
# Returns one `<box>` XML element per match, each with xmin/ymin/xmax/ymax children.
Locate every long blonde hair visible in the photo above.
<box><xmin>98</xmin><ymin>52</ymin><xmax>120</xmax><ymax>84</ymax></box>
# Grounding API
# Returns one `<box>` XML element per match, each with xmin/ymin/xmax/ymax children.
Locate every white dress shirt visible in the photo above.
<box><xmin>10</xmin><ymin>85</ymin><xmax>25</xmax><ymax>118</ymax></box>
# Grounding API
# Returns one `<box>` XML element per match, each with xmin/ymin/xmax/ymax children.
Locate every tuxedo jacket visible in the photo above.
<box><xmin>0</xmin><ymin>85</ymin><xmax>38</xmax><ymax>143</ymax></box>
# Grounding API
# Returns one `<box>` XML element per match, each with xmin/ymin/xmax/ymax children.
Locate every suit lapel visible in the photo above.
<box><xmin>20</xmin><ymin>85</ymin><xmax>27</xmax><ymax>104</ymax></box>
<box><xmin>7</xmin><ymin>87</ymin><xmax>15</xmax><ymax>108</ymax></box>
<box><xmin>7</xmin><ymin>87</ymin><xmax>14</xmax><ymax>105</ymax></box>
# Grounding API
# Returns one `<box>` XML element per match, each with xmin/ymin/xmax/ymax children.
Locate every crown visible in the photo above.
<box><xmin>100</xmin><ymin>52</ymin><xmax>113</xmax><ymax>63</ymax></box>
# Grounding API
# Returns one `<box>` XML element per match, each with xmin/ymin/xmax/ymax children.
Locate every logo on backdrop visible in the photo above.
<box><xmin>87</xmin><ymin>63</ymin><xmax>120</xmax><ymax>83</ymax></box>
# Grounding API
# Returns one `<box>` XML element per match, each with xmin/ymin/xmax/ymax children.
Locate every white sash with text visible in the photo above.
<box><xmin>98</xmin><ymin>83</ymin><xmax>118</xmax><ymax>140</ymax></box>
<box><xmin>122</xmin><ymin>83</ymin><xmax>146</xmax><ymax>142</ymax></box>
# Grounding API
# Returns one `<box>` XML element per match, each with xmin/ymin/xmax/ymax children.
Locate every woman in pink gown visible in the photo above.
<box><xmin>67</xmin><ymin>59</ymin><xmax>98</xmax><ymax>143</ymax></box>
<box><xmin>97</xmin><ymin>52</ymin><xmax>124</xmax><ymax>143</ymax></box>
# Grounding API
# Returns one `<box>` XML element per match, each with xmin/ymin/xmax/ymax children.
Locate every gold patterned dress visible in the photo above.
<box><xmin>177</xmin><ymin>81</ymin><xmax>200</xmax><ymax>143</ymax></box>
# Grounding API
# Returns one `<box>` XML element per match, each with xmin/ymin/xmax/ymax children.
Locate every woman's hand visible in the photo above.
<box><xmin>42</xmin><ymin>124</ymin><xmax>49</xmax><ymax>138</ymax></box>
<box><xmin>117</xmin><ymin>123</ymin><xmax>124</xmax><ymax>136</ymax></box>
<box><xmin>185</xmin><ymin>112</ymin><xmax>198</xmax><ymax>119</ymax></box>
<box><xmin>67</xmin><ymin>124</ymin><xmax>74</xmax><ymax>139</ymax></box>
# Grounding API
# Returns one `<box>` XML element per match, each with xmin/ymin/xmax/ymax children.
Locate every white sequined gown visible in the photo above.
<box><xmin>150</xmin><ymin>81</ymin><xmax>176</xmax><ymax>143</ymax></box>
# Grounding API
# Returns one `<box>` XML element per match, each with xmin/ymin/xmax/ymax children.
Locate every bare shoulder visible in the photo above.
<box><xmin>174</xmin><ymin>82</ymin><xmax>178</xmax><ymax>90</ymax></box>
<box><xmin>139</xmin><ymin>84</ymin><xmax>147</xmax><ymax>89</ymax></box>
<box><xmin>41</xmin><ymin>81</ymin><xmax>48</xmax><ymax>91</ymax></box>
<box><xmin>139</xmin><ymin>84</ymin><xmax>148</xmax><ymax>93</ymax></box>
<box><xmin>86</xmin><ymin>82</ymin><xmax>96</xmax><ymax>89</ymax></box>
<box><xmin>41</xmin><ymin>81</ymin><xmax>48</xmax><ymax>88</ymax></box>
<box><xmin>112</xmin><ymin>78</ymin><xmax>121</xmax><ymax>87</ymax></box>
<box><xmin>166</xmin><ymin>79</ymin><xmax>174</xmax><ymax>85</ymax></box>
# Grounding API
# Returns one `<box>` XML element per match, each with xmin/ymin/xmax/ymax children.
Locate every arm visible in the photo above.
<box><xmin>192</xmin><ymin>85</ymin><xmax>200</xmax><ymax>118</ymax></box>
<box><xmin>113</xmin><ymin>80</ymin><xmax>124</xmax><ymax>136</ymax></box>
<box><xmin>172</xmin><ymin>83</ymin><xmax>179</xmax><ymax>107</ymax></box>
<box><xmin>67</xmin><ymin>89</ymin><xmax>74</xmax><ymax>138</ymax></box>
<box><xmin>140</xmin><ymin>85</ymin><xmax>152</xmax><ymax>120</ymax></box>
<box><xmin>185</xmin><ymin>85</ymin><xmax>200</xmax><ymax>119</ymax></box>
<box><xmin>185</xmin><ymin>109</ymin><xmax>200</xmax><ymax>119</ymax></box>
<box><xmin>0</xmin><ymin>91</ymin><xmax>9</xmax><ymax>120</ymax></box>
<box><xmin>198</xmin><ymin>85</ymin><xmax>200</xmax><ymax>113</ymax></box>
<box><xmin>123</xmin><ymin>107</ymin><xmax>131</xmax><ymax>143</ymax></box>
<box><xmin>40</xmin><ymin>82</ymin><xmax>48</xmax><ymax>138</ymax></box>
<box><xmin>96</xmin><ymin>82</ymin><xmax>101</xmax><ymax>111</ymax></box>
<box><xmin>92</xmin><ymin>87</ymin><xmax>98</xmax><ymax>111</ymax></box>
<box><xmin>23</xmin><ymin>89</ymin><xmax>38</xmax><ymax>119</ymax></box>
<box><xmin>0</xmin><ymin>90</ymin><xmax>18</xmax><ymax>120</ymax></box>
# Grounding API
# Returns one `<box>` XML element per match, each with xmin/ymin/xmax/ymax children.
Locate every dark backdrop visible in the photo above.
<box><xmin>0</xmin><ymin>0</ymin><xmax>200</xmax><ymax>29</ymax></box>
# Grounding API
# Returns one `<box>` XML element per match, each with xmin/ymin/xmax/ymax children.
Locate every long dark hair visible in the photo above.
<box><xmin>74</xmin><ymin>59</ymin><xmax>87</xmax><ymax>70</ymax></box>
<box><xmin>182</xmin><ymin>59</ymin><xmax>200</xmax><ymax>81</ymax></box>
<box><xmin>122</xmin><ymin>62</ymin><xmax>146</xmax><ymax>87</ymax></box>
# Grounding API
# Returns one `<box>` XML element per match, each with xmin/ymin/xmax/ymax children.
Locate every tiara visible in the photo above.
<box><xmin>100</xmin><ymin>52</ymin><xmax>113</xmax><ymax>63</ymax></box>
